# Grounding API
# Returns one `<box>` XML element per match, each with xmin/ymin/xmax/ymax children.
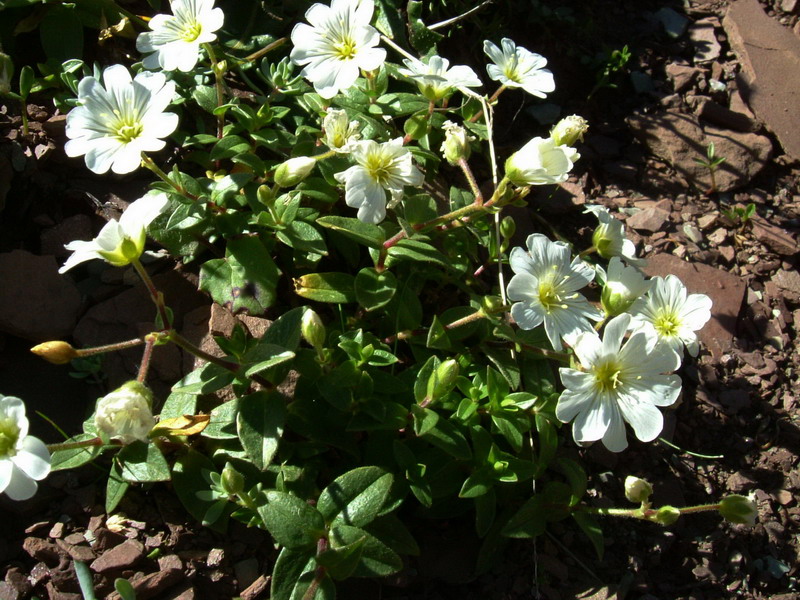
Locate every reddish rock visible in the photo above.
<box><xmin>644</xmin><ymin>254</ymin><xmax>746</xmax><ymax>360</ymax></box>
<box><xmin>724</xmin><ymin>0</ymin><xmax>800</xmax><ymax>160</ymax></box>
<box><xmin>0</xmin><ymin>250</ymin><xmax>82</xmax><ymax>341</ymax></box>
<box><xmin>89</xmin><ymin>539</ymin><xmax>145</xmax><ymax>573</ymax></box>
<box><xmin>125</xmin><ymin>569</ymin><xmax>183</xmax><ymax>600</ymax></box>
<box><xmin>626</xmin><ymin>207</ymin><xmax>671</xmax><ymax>232</ymax></box>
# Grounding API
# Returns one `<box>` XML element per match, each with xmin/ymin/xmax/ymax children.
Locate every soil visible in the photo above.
<box><xmin>1</xmin><ymin>0</ymin><xmax>798</xmax><ymax>599</ymax></box>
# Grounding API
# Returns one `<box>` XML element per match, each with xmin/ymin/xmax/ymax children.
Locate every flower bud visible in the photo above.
<box><xmin>601</xmin><ymin>258</ymin><xmax>651</xmax><ymax>317</ymax></box>
<box><xmin>549</xmin><ymin>115</ymin><xmax>588</xmax><ymax>147</ymax></box>
<box><xmin>719</xmin><ymin>493</ymin><xmax>758</xmax><ymax>526</ymax></box>
<box><xmin>441</xmin><ymin>120</ymin><xmax>473</xmax><ymax>165</ymax></box>
<box><xmin>481</xmin><ymin>295</ymin><xmax>506</xmax><ymax>315</ymax></box>
<box><xmin>624</xmin><ymin>476</ymin><xmax>653</xmax><ymax>504</ymax></box>
<box><xmin>274</xmin><ymin>157</ymin><xmax>316</xmax><ymax>188</ymax></box>
<box><xmin>652</xmin><ymin>505</ymin><xmax>681</xmax><ymax>525</ymax></box>
<box><xmin>323</xmin><ymin>108</ymin><xmax>360</xmax><ymax>153</ymax></box>
<box><xmin>301</xmin><ymin>309</ymin><xmax>326</xmax><ymax>350</ymax></box>
<box><xmin>500</xmin><ymin>216</ymin><xmax>516</xmax><ymax>240</ymax></box>
<box><xmin>426</xmin><ymin>358</ymin><xmax>459</xmax><ymax>402</ymax></box>
<box><xmin>505</xmin><ymin>137</ymin><xmax>579</xmax><ymax>187</ymax></box>
<box><xmin>221</xmin><ymin>462</ymin><xmax>245</xmax><ymax>496</ymax></box>
<box><xmin>94</xmin><ymin>381</ymin><xmax>156</xmax><ymax>445</ymax></box>
<box><xmin>30</xmin><ymin>341</ymin><xmax>78</xmax><ymax>365</ymax></box>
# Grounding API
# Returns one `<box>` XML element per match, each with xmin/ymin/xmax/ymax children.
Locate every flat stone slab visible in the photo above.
<box><xmin>643</xmin><ymin>253</ymin><xmax>746</xmax><ymax>360</ymax></box>
<box><xmin>723</xmin><ymin>0</ymin><xmax>800</xmax><ymax>160</ymax></box>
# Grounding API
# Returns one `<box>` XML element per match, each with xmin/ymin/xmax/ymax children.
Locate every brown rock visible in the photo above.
<box><xmin>689</xmin><ymin>18</ymin><xmax>722</xmax><ymax>63</ymax></box>
<box><xmin>750</xmin><ymin>215</ymin><xmax>798</xmax><ymax>256</ymax></box>
<box><xmin>666</xmin><ymin>63</ymin><xmax>701</xmax><ymax>92</ymax></box>
<box><xmin>693</xmin><ymin>96</ymin><xmax>759</xmax><ymax>132</ymax></box>
<box><xmin>724</xmin><ymin>0</ymin><xmax>800</xmax><ymax>160</ymax></box>
<box><xmin>40</xmin><ymin>215</ymin><xmax>94</xmax><ymax>259</ymax></box>
<box><xmin>89</xmin><ymin>539</ymin><xmax>145</xmax><ymax>573</ymax></box>
<box><xmin>240</xmin><ymin>575</ymin><xmax>269</xmax><ymax>600</ymax></box>
<box><xmin>626</xmin><ymin>207</ymin><xmax>671</xmax><ymax>232</ymax></box>
<box><xmin>0</xmin><ymin>250</ymin><xmax>82</xmax><ymax>341</ymax></box>
<box><xmin>55</xmin><ymin>539</ymin><xmax>96</xmax><ymax>562</ymax></box>
<box><xmin>627</xmin><ymin>110</ymin><xmax>772</xmax><ymax>192</ymax></box>
<box><xmin>773</xmin><ymin>268</ymin><xmax>800</xmax><ymax>295</ymax></box>
<box><xmin>22</xmin><ymin>537</ymin><xmax>62</xmax><ymax>565</ymax></box>
<box><xmin>643</xmin><ymin>254</ymin><xmax>746</xmax><ymax>360</ymax></box>
<box><xmin>126</xmin><ymin>569</ymin><xmax>183</xmax><ymax>600</ymax></box>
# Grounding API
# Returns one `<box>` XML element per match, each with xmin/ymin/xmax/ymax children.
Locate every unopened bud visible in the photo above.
<box><xmin>94</xmin><ymin>381</ymin><xmax>156</xmax><ymax>445</ymax></box>
<box><xmin>652</xmin><ymin>505</ymin><xmax>681</xmax><ymax>525</ymax></box>
<box><xmin>30</xmin><ymin>341</ymin><xmax>78</xmax><ymax>365</ymax></box>
<box><xmin>257</xmin><ymin>184</ymin><xmax>275</xmax><ymax>206</ymax></box>
<box><xmin>426</xmin><ymin>358</ymin><xmax>459</xmax><ymax>402</ymax></box>
<box><xmin>550</xmin><ymin>115</ymin><xmax>588</xmax><ymax>147</ymax></box>
<box><xmin>301</xmin><ymin>309</ymin><xmax>326</xmax><ymax>350</ymax></box>
<box><xmin>274</xmin><ymin>157</ymin><xmax>316</xmax><ymax>188</ymax></box>
<box><xmin>221</xmin><ymin>462</ymin><xmax>245</xmax><ymax>496</ymax></box>
<box><xmin>624</xmin><ymin>476</ymin><xmax>653</xmax><ymax>504</ymax></box>
<box><xmin>500</xmin><ymin>216</ymin><xmax>516</xmax><ymax>240</ymax></box>
<box><xmin>719</xmin><ymin>493</ymin><xmax>758</xmax><ymax>526</ymax></box>
<box><xmin>404</xmin><ymin>113</ymin><xmax>428</xmax><ymax>141</ymax></box>
<box><xmin>481</xmin><ymin>295</ymin><xmax>506</xmax><ymax>315</ymax></box>
<box><xmin>441</xmin><ymin>120</ymin><xmax>473</xmax><ymax>165</ymax></box>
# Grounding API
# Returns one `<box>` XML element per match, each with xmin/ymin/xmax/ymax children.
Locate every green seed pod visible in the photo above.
<box><xmin>652</xmin><ymin>505</ymin><xmax>681</xmax><ymax>525</ymax></box>
<box><xmin>719</xmin><ymin>494</ymin><xmax>757</xmax><ymax>526</ymax></box>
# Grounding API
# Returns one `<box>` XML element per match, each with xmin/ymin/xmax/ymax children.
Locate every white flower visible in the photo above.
<box><xmin>556</xmin><ymin>314</ymin><xmax>682</xmax><ymax>452</ymax></box>
<box><xmin>65</xmin><ymin>65</ymin><xmax>178</xmax><ymax>174</ymax></box>
<box><xmin>136</xmin><ymin>0</ymin><xmax>224</xmax><ymax>72</ymax></box>
<box><xmin>398</xmin><ymin>55</ymin><xmax>481</xmax><ymax>102</ymax></box>
<box><xmin>628</xmin><ymin>275</ymin><xmax>712</xmax><ymax>357</ymax></box>
<box><xmin>600</xmin><ymin>257</ymin><xmax>652</xmax><ymax>316</ymax></box>
<box><xmin>505</xmin><ymin>137</ymin><xmax>579</xmax><ymax>186</ymax></box>
<box><xmin>334</xmin><ymin>138</ymin><xmax>423</xmax><ymax>224</ymax></box>
<box><xmin>483</xmin><ymin>38</ymin><xmax>555</xmax><ymax>98</ymax></box>
<box><xmin>0</xmin><ymin>395</ymin><xmax>51</xmax><ymax>501</ymax></box>
<box><xmin>585</xmin><ymin>205</ymin><xmax>645</xmax><ymax>267</ymax></box>
<box><xmin>507</xmin><ymin>234</ymin><xmax>602</xmax><ymax>351</ymax></box>
<box><xmin>290</xmin><ymin>0</ymin><xmax>387</xmax><ymax>99</ymax></box>
<box><xmin>94</xmin><ymin>381</ymin><xmax>157</xmax><ymax>445</ymax></box>
<box><xmin>323</xmin><ymin>108</ymin><xmax>361</xmax><ymax>152</ymax></box>
<box><xmin>60</xmin><ymin>192</ymin><xmax>170</xmax><ymax>273</ymax></box>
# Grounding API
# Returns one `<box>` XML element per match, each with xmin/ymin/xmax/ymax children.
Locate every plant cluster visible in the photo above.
<box><xmin>2</xmin><ymin>0</ymin><xmax>757</xmax><ymax>596</ymax></box>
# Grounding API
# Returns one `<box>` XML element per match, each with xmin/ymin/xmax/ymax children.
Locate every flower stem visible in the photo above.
<box><xmin>47</xmin><ymin>437</ymin><xmax>105</xmax><ymax>453</ymax></box>
<box><xmin>516</xmin><ymin>342</ymin><xmax>571</xmax><ymax>363</ymax></box>
<box><xmin>137</xmin><ymin>334</ymin><xmax>157</xmax><ymax>383</ymax></box>
<box><xmin>73</xmin><ymin>337</ymin><xmax>147</xmax><ymax>357</ymax></box>
<box><xmin>130</xmin><ymin>257</ymin><xmax>172</xmax><ymax>330</ymax></box>
<box><xmin>203</xmin><ymin>43</ymin><xmax>226</xmax><ymax>139</ymax></box>
<box><xmin>468</xmin><ymin>85</ymin><xmax>506</xmax><ymax>123</ymax></box>
<box><xmin>458</xmin><ymin>157</ymin><xmax>483</xmax><ymax>205</ymax></box>
<box><xmin>242</xmin><ymin>37</ymin><xmax>288</xmax><ymax>64</ymax></box>
<box><xmin>657</xmin><ymin>437</ymin><xmax>724</xmax><ymax>460</ymax></box>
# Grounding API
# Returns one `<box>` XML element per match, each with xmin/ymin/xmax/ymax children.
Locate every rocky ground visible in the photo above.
<box><xmin>0</xmin><ymin>0</ymin><xmax>799</xmax><ymax>598</ymax></box>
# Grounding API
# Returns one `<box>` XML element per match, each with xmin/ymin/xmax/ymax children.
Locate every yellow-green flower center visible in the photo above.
<box><xmin>115</xmin><ymin>122</ymin><xmax>144</xmax><ymax>144</ymax></box>
<box><xmin>365</xmin><ymin>153</ymin><xmax>392</xmax><ymax>186</ymax></box>
<box><xmin>537</xmin><ymin>271</ymin><xmax>564</xmax><ymax>313</ymax></box>
<box><xmin>654</xmin><ymin>310</ymin><xmax>680</xmax><ymax>337</ymax></box>
<box><xmin>593</xmin><ymin>360</ymin><xmax>623</xmax><ymax>394</ymax></box>
<box><xmin>181</xmin><ymin>21</ymin><xmax>203</xmax><ymax>42</ymax></box>
<box><xmin>0</xmin><ymin>417</ymin><xmax>20</xmax><ymax>457</ymax></box>
<box><xmin>334</xmin><ymin>37</ymin><xmax>357</xmax><ymax>60</ymax></box>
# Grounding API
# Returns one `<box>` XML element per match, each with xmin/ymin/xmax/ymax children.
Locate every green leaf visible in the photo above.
<box><xmin>354</xmin><ymin>267</ymin><xmax>397</xmax><ymax>311</ymax></box>
<box><xmin>40</xmin><ymin>5</ymin><xmax>82</xmax><ymax>64</ymax></box>
<box><xmin>294</xmin><ymin>272</ymin><xmax>356</xmax><ymax>303</ymax></box>
<box><xmin>316</xmin><ymin>536</ymin><xmax>366</xmax><ymax>580</ymax></box>
<box><xmin>201</xmin><ymin>400</ymin><xmax>239</xmax><ymax>440</ymax></box>
<box><xmin>173</xmin><ymin>450</ymin><xmax>229</xmax><ymax>533</ymax></box>
<box><xmin>483</xmin><ymin>346</ymin><xmax>521</xmax><ymax>390</ymax></box>
<box><xmin>290</xmin><ymin>571</ymin><xmax>335</xmax><ymax>600</ymax></box>
<box><xmin>317</xmin><ymin>466</ymin><xmax>394</xmax><ymax>528</ymax></box>
<box><xmin>555</xmin><ymin>457</ymin><xmax>587</xmax><ymax>506</ymax></box>
<box><xmin>117</xmin><ymin>442</ymin><xmax>171</xmax><ymax>483</ymax></box>
<box><xmin>192</xmin><ymin>85</ymin><xmax>218</xmax><ymax>113</ymax></box>
<box><xmin>258</xmin><ymin>491</ymin><xmax>326</xmax><ymax>549</ymax></box>
<box><xmin>159</xmin><ymin>392</ymin><xmax>198</xmax><ymax>420</ymax></box>
<box><xmin>106</xmin><ymin>461</ymin><xmax>129</xmax><ymax>514</ymax></box>
<box><xmin>425</xmin><ymin>315</ymin><xmax>451</xmax><ymax>350</ymax></box>
<box><xmin>501</xmin><ymin>496</ymin><xmax>547</xmax><ymax>539</ymax></box>
<box><xmin>237</xmin><ymin>391</ymin><xmax>286</xmax><ymax>471</ymax></box>
<box><xmin>199</xmin><ymin>236</ymin><xmax>280</xmax><ymax>316</ymax></box>
<box><xmin>113</xmin><ymin>578</ymin><xmax>136</xmax><ymax>600</ymax></box>
<box><xmin>172</xmin><ymin>363</ymin><xmax>235</xmax><ymax>395</ymax></box>
<box><xmin>387</xmin><ymin>239</ymin><xmax>449</xmax><ymax>267</ymax></box>
<box><xmin>18</xmin><ymin>65</ymin><xmax>34</xmax><ymax>99</ymax></box>
<box><xmin>276</xmin><ymin>221</ymin><xmax>328</xmax><ymax>256</ymax></box>
<box><xmin>413</xmin><ymin>356</ymin><xmax>438</xmax><ymax>404</ymax></box>
<box><xmin>317</xmin><ymin>216</ymin><xmax>385</xmax><ymax>249</ymax></box>
<box><xmin>365</xmin><ymin>514</ymin><xmax>420</xmax><ymax>556</ymax></box>
<box><xmin>242</xmin><ymin>343</ymin><xmax>295</xmax><ymax>378</ymax></box>
<box><xmin>271</xmin><ymin>548</ymin><xmax>317</xmax><ymax>600</ymax></box>
<box><xmin>50</xmin><ymin>433</ymin><xmax>102</xmax><ymax>471</ymax></box>
<box><xmin>475</xmin><ymin>488</ymin><xmax>496</xmax><ymax>538</ymax></box>
<box><xmin>573</xmin><ymin>512</ymin><xmax>604</xmax><ymax>560</ymax></box>
<box><xmin>459</xmin><ymin>467</ymin><xmax>494</xmax><ymax>499</ymax></box>
<box><xmin>328</xmin><ymin>525</ymin><xmax>403</xmax><ymax>577</ymax></box>
<box><xmin>407</xmin><ymin>0</ymin><xmax>443</xmax><ymax>54</ymax></box>
<box><xmin>413</xmin><ymin>409</ymin><xmax>471</xmax><ymax>460</ymax></box>
<box><xmin>534</xmin><ymin>413</ymin><xmax>558</xmax><ymax>476</ymax></box>
<box><xmin>210</xmin><ymin>135</ymin><xmax>251</xmax><ymax>160</ymax></box>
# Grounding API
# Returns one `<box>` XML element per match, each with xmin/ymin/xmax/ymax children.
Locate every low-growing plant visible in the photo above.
<box><xmin>2</xmin><ymin>0</ymin><xmax>757</xmax><ymax>597</ymax></box>
<box><xmin>695</xmin><ymin>140</ymin><xmax>727</xmax><ymax>195</ymax></box>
